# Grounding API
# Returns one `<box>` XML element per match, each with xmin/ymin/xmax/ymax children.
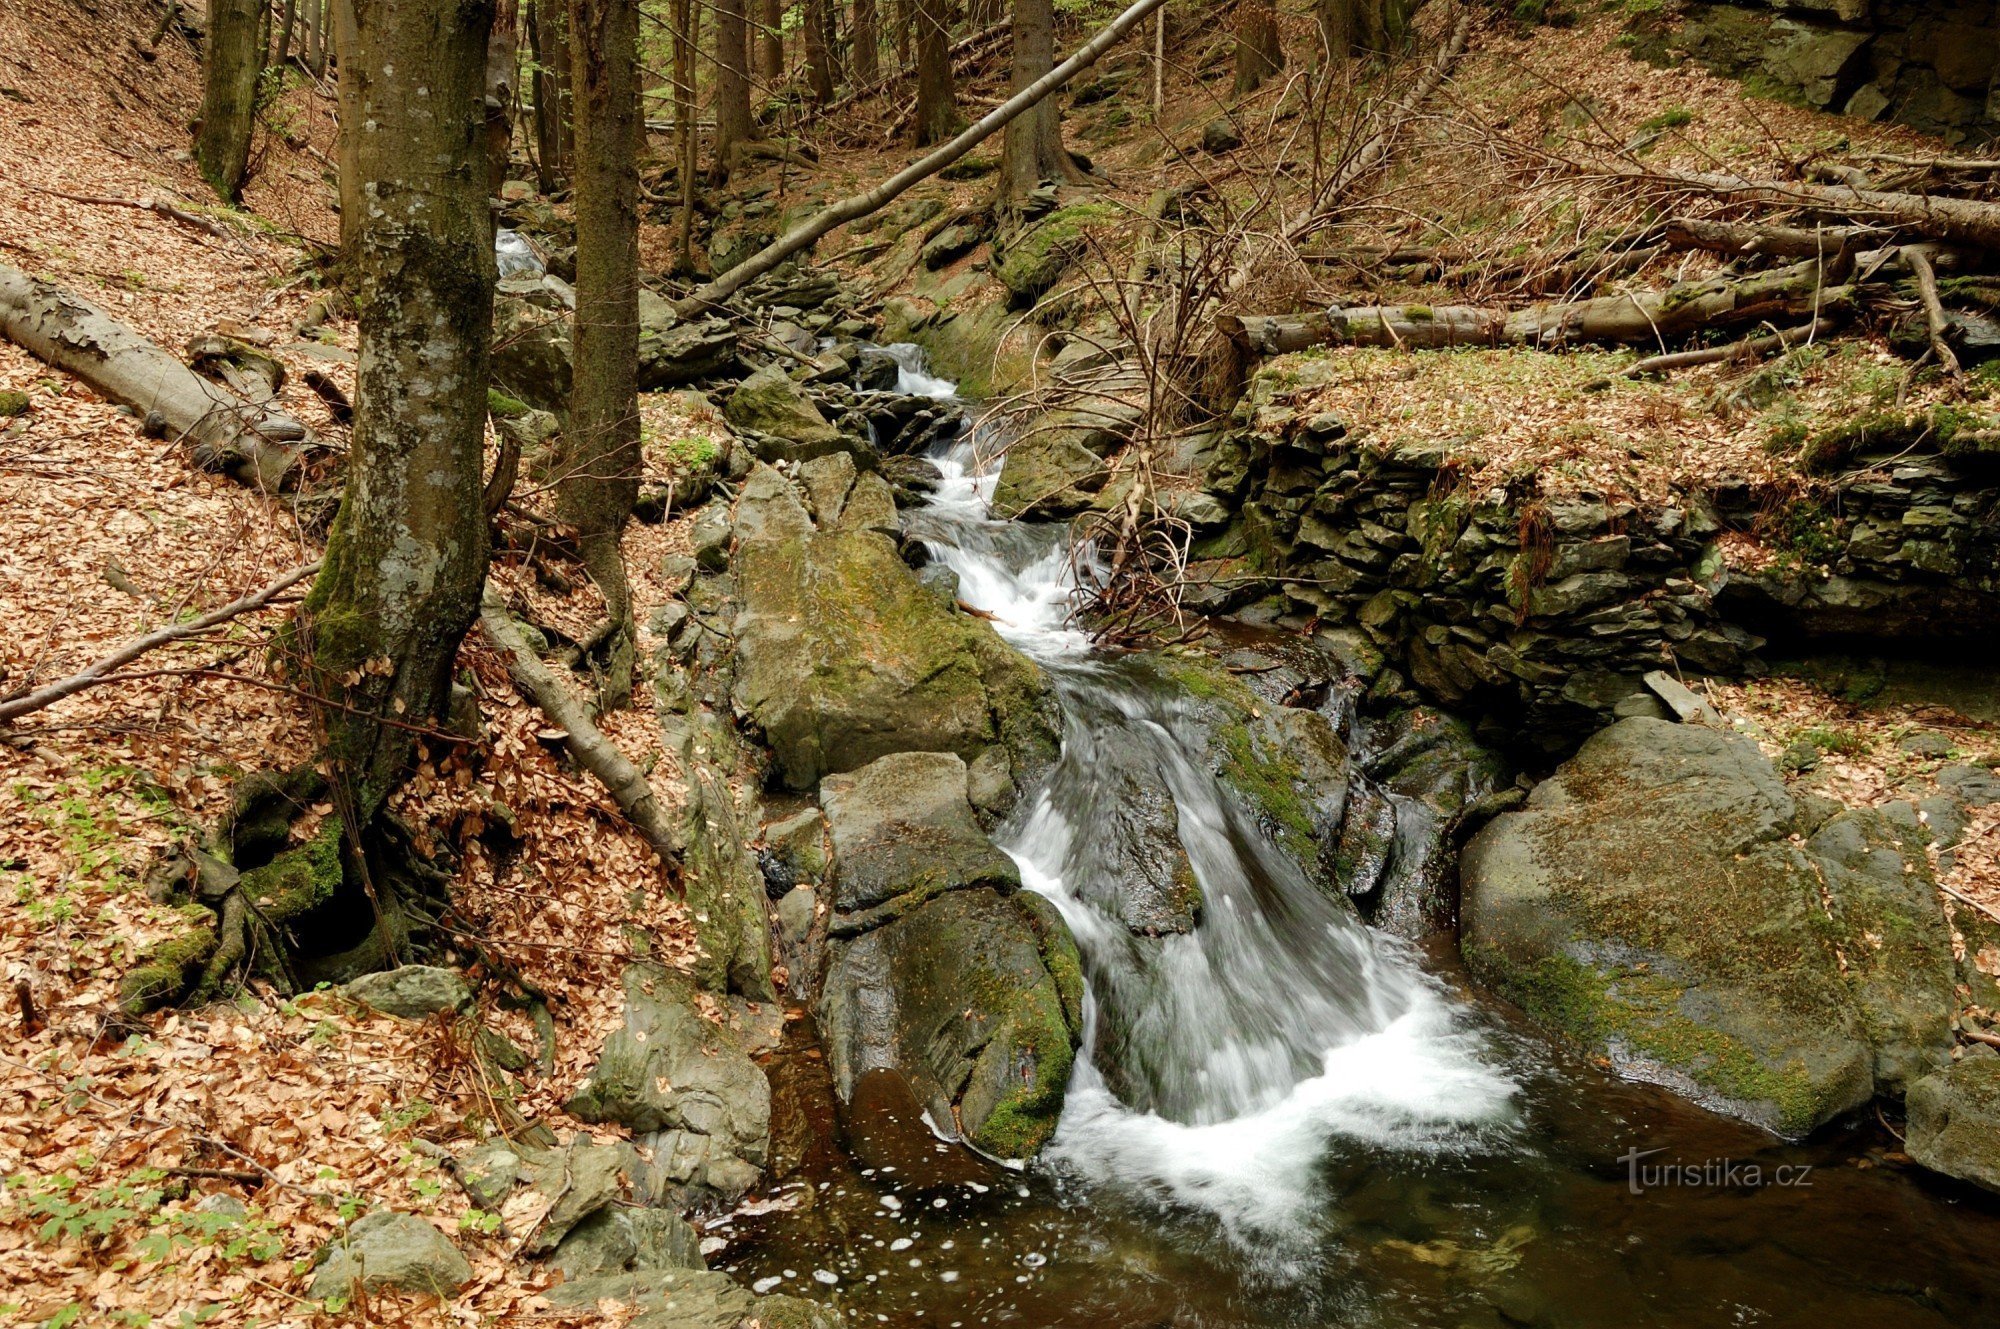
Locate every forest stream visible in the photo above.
<box><xmin>709</xmin><ymin>351</ymin><xmax>2000</xmax><ymax>1329</ymax></box>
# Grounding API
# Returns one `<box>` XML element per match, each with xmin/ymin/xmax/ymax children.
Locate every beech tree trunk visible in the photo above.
<box><xmin>304</xmin><ymin>0</ymin><xmax>497</xmax><ymax>823</ymax></box>
<box><xmin>913</xmin><ymin>0</ymin><xmax>956</xmax><ymax>145</ymax></box>
<box><xmin>274</xmin><ymin>0</ymin><xmax>299</xmax><ymax>66</ymax></box>
<box><xmin>528</xmin><ymin>0</ymin><xmax>574</xmax><ymax>192</ymax></box>
<box><xmin>804</xmin><ymin>0</ymin><xmax>837</xmax><ymax>102</ymax></box>
<box><xmin>714</xmin><ymin>0</ymin><xmax>754</xmax><ymax>167</ymax></box>
<box><xmin>334</xmin><ymin>0</ymin><xmax>362</xmax><ymax>256</ymax></box>
<box><xmin>999</xmin><ymin>0</ymin><xmax>1076</xmax><ymax>202</ymax></box>
<box><xmin>1233</xmin><ymin>0</ymin><xmax>1283</xmax><ymax>96</ymax></box>
<box><xmin>853</xmin><ymin>0</ymin><xmax>879</xmax><ymax>84</ymax></box>
<box><xmin>486</xmin><ymin>0</ymin><xmax>521</xmax><ymax>195</ymax></box>
<box><xmin>304</xmin><ymin>0</ymin><xmax>328</xmax><ymax>76</ymax></box>
<box><xmin>560</xmin><ymin>0</ymin><xmax>642</xmax><ymax>704</ymax></box>
<box><xmin>198</xmin><ymin>0</ymin><xmax>264</xmax><ymax>201</ymax></box>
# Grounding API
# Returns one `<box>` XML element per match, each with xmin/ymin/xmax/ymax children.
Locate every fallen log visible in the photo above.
<box><xmin>478</xmin><ymin>583</ymin><xmax>682</xmax><ymax>865</ymax></box>
<box><xmin>1219</xmin><ymin>259</ymin><xmax>1852</xmax><ymax>355</ymax></box>
<box><xmin>1620</xmin><ymin>318</ymin><xmax>1825</xmax><ymax>378</ymax></box>
<box><xmin>0</xmin><ymin>560</ymin><xmax>322</xmax><ymax>724</ymax></box>
<box><xmin>1905</xmin><ymin>245</ymin><xmax>1964</xmax><ymax>381</ymax></box>
<box><xmin>1618</xmin><ymin>165</ymin><xmax>2000</xmax><ymax>253</ymax></box>
<box><xmin>0</xmin><ymin>264</ymin><xmax>309</xmax><ymax>488</ymax></box>
<box><xmin>1663</xmin><ymin>218</ymin><xmax>1883</xmax><ymax>262</ymax></box>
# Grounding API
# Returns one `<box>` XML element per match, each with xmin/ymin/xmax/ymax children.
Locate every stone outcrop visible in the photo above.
<box><xmin>1461</xmin><ymin>717</ymin><xmax>1955</xmax><ymax>1136</ymax></box>
<box><xmin>816</xmin><ymin>751</ymin><xmax>1083</xmax><ymax>1159</ymax></box>
<box><xmin>1206</xmin><ymin>358</ymin><xmax>2000</xmax><ymax>746</ymax></box>
<box><xmin>728</xmin><ymin>463</ymin><xmax>1060</xmax><ymax>790</ymax></box>
<box><xmin>309</xmin><ymin>1211</ymin><xmax>472</xmax><ymax>1300</ymax></box>
<box><xmin>1905</xmin><ymin>1055</ymin><xmax>2000</xmax><ymax>1193</ymax></box>
<box><xmin>1628</xmin><ymin>1</ymin><xmax>1999</xmax><ymax>144</ymax></box>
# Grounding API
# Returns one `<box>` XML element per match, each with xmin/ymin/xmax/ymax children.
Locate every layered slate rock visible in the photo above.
<box><xmin>731</xmin><ymin>464</ymin><xmax>1060</xmax><ymax>790</ymax></box>
<box><xmin>567</xmin><ymin>966</ymin><xmax>771</xmax><ymax>1200</ymax></box>
<box><xmin>1462</xmin><ymin>718</ymin><xmax>1877</xmax><ymax>1136</ymax></box>
<box><xmin>817</xmin><ymin>752</ymin><xmax>1082</xmax><ymax>1159</ymax></box>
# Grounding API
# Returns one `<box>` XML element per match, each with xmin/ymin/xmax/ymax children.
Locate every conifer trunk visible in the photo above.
<box><xmin>853</xmin><ymin>0</ymin><xmax>879</xmax><ymax>85</ymax></box>
<box><xmin>759</xmin><ymin>0</ymin><xmax>784</xmax><ymax>83</ymax></box>
<box><xmin>805</xmin><ymin>0</ymin><xmax>837</xmax><ymax>101</ymax></box>
<box><xmin>1233</xmin><ymin>0</ymin><xmax>1283</xmax><ymax>95</ymax></box>
<box><xmin>999</xmin><ymin>0</ymin><xmax>1077</xmax><ymax>201</ymax></box>
<box><xmin>913</xmin><ymin>0</ymin><xmax>956</xmax><ymax>145</ymax></box>
<box><xmin>305</xmin><ymin>0</ymin><xmax>497</xmax><ymax>823</ymax></box>
<box><xmin>715</xmin><ymin>0</ymin><xmax>755</xmax><ymax>167</ymax></box>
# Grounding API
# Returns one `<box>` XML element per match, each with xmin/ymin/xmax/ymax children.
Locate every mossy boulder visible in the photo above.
<box><xmin>989</xmin><ymin>396</ymin><xmax>1145</xmax><ymax>520</ymax></box>
<box><xmin>731</xmin><ymin>465</ymin><xmax>1059</xmax><ymax>789</ymax></box>
<box><xmin>819</xmin><ymin>751</ymin><xmax>1019</xmax><ymax>917</ymax></box>
<box><xmin>994</xmin><ymin>203</ymin><xmax>1119</xmax><ymax>307</ymax></box>
<box><xmin>309</xmin><ymin>1211</ymin><xmax>471</xmax><ymax>1300</ymax></box>
<box><xmin>680</xmin><ymin>759</ymin><xmax>779</xmax><ymax>1002</ymax></box>
<box><xmin>1461</xmin><ymin>718</ymin><xmax>1875</xmax><ymax>1136</ymax></box>
<box><xmin>1905</xmin><ymin>1056</ymin><xmax>2000</xmax><ymax>1195</ymax></box>
<box><xmin>724</xmin><ymin>364</ymin><xmax>846</xmax><ymax>461</ymax></box>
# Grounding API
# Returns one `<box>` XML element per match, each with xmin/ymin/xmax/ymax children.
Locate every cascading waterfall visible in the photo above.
<box><xmin>897</xmin><ymin>350</ymin><xmax>1519</xmax><ymax>1256</ymax></box>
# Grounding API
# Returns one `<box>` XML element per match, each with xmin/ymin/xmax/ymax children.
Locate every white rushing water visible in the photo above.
<box><xmin>893</xmin><ymin>349</ymin><xmax>1519</xmax><ymax>1256</ymax></box>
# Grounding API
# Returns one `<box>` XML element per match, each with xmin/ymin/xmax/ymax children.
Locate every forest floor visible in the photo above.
<box><xmin>1</xmin><ymin>1</ymin><xmax>1998</xmax><ymax>1326</ymax></box>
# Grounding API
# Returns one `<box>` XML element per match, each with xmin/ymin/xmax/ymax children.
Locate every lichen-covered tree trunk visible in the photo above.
<box><xmin>198</xmin><ymin>0</ymin><xmax>265</xmax><ymax>201</ymax></box>
<box><xmin>528</xmin><ymin>0</ymin><xmax>575</xmax><ymax>192</ymax></box>
<box><xmin>998</xmin><ymin>0</ymin><xmax>1080</xmax><ymax>203</ymax></box>
<box><xmin>852</xmin><ymin>0</ymin><xmax>879</xmax><ymax>85</ymax></box>
<box><xmin>1233</xmin><ymin>0</ymin><xmax>1283</xmax><ymax>95</ymax></box>
<box><xmin>714</xmin><ymin>0</ymin><xmax>755</xmax><ymax>167</ymax></box>
<box><xmin>913</xmin><ymin>0</ymin><xmax>956</xmax><ymax>145</ymax></box>
<box><xmin>305</xmin><ymin>0</ymin><xmax>497</xmax><ymax>823</ymax></box>
<box><xmin>559</xmin><ymin>0</ymin><xmax>642</xmax><ymax>704</ymax></box>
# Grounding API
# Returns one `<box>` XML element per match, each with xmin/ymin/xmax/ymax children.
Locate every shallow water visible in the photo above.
<box><xmin>713</xmin><ymin>352</ymin><xmax>2000</xmax><ymax>1327</ymax></box>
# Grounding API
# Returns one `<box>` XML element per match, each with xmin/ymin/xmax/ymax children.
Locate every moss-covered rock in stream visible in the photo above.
<box><xmin>1461</xmin><ymin>718</ymin><xmax>1877</xmax><ymax>1136</ymax></box>
<box><xmin>1906</xmin><ymin>1056</ymin><xmax>2000</xmax><ymax>1195</ymax></box>
<box><xmin>817</xmin><ymin>751</ymin><xmax>1082</xmax><ymax>1160</ymax></box>
<box><xmin>680</xmin><ymin>760</ymin><xmax>779</xmax><ymax>1002</ymax></box>
<box><xmin>731</xmin><ymin>464</ymin><xmax>1060</xmax><ymax>790</ymax></box>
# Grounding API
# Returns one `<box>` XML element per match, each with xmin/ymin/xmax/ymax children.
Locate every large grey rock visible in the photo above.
<box><xmin>1906</xmin><ymin>1057</ymin><xmax>2000</xmax><ymax>1194</ymax></box>
<box><xmin>521</xmin><ymin>1138</ymin><xmax>637</xmax><ymax>1255</ymax></box>
<box><xmin>822</xmin><ymin>886</ymin><xmax>1080</xmax><ymax>1160</ymax></box>
<box><xmin>679</xmin><ymin>759</ymin><xmax>779</xmax><ymax>1001</ymax></box>
<box><xmin>546</xmin><ymin>1268</ymin><xmax>841</xmax><ymax>1329</ymax></box>
<box><xmin>724</xmin><ymin>364</ymin><xmax>845</xmax><ymax>461</ymax></box>
<box><xmin>1461</xmin><ymin>718</ymin><xmax>1875</xmax><ymax>1136</ymax></box>
<box><xmin>731</xmin><ymin>465</ymin><xmax>1059</xmax><ymax>789</ymax></box>
<box><xmin>309</xmin><ymin>1211</ymin><xmax>472</xmax><ymax>1299</ymax></box>
<box><xmin>637</xmin><ymin>293</ymin><xmax>739</xmax><ymax>387</ymax></box>
<box><xmin>552</xmin><ymin>1206</ymin><xmax>704</xmax><ymax>1279</ymax></box>
<box><xmin>567</xmin><ymin>966</ymin><xmax>771</xmax><ymax>1179</ymax></box>
<box><xmin>344</xmin><ymin>965</ymin><xmax>472</xmax><ymax>1019</ymax></box>
<box><xmin>819</xmin><ymin>751</ymin><xmax>1019</xmax><ymax>917</ymax></box>
<box><xmin>1810</xmin><ymin>807</ymin><xmax>1955</xmax><ymax>1095</ymax></box>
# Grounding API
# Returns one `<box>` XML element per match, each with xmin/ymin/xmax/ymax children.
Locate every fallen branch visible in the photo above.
<box><xmin>14</xmin><ymin>177</ymin><xmax>238</xmax><ymax>242</ymax></box>
<box><xmin>1663</xmin><ymin>218</ymin><xmax>1882</xmax><ymax>263</ymax></box>
<box><xmin>0</xmin><ymin>560</ymin><xmax>322</xmax><ymax>724</ymax></box>
<box><xmin>1221</xmin><ymin>259</ymin><xmax>1850</xmax><ymax>355</ymax></box>
<box><xmin>1904</xmin><ymin>245</ymin><xmax>1964</xmax><ymax>382</ymax></box>
<box><xmin>478</xmin><ymin>583</ymin><xmax>682</xmax><ymax>865</ymax></box>
<box><xmin>1620</xmin><ymin>318</ymin><xmax>1826</xmax><ymax>378</ymax></box>
<box><xmin>673</xmin><ymin>0</ymin><xmax>1172</xmax><ymax>318</ymax></box>
<box><xmin>0</xmin><ymin>264</ymin><xmax>309</xmax><ymax>488</ymax></box>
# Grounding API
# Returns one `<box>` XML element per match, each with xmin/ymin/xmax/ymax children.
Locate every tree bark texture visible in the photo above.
<box><xmin>198</xmin><ymin>0</ymin><xmax>265</xmax><ymax>201</ymax></box>
<box><xmin>999</xmin><ymin>0</ymin><xmax>1076</xmax><ymax>200</ymax></box>
<box><xmin>759</xmin><ymin>0</ymin><xmax>784</xmax><ymax>83</ymax></box>
<box><xmin>674</xmin><ymin>0</ymin><xmax>698</xmax><ymax>272</ymax></box>
<box><xmin>334</xmin><ymin>0</ymin><xmax>363</xmax><ymax>256</ymax></box>
<box><xmin>304</xmin><ymin>0</ymin><xmax>497</xmax><ymax>822</ymax></box>
<box><xmin>528</xmin><ymin>0</ymin><xmax>575</xmax><ymax>191</ymax></box>
<box><xmin>486</xmin><ymin>0</ymin><xmax>521</xmax><ymax>195</ymax></box>
<box><xmin>804</xmin><ymin>0</ymin><xmax>837</xmax><ymax>102</ymax></box>
<box><xmin>714</xmin><ymin>0</ymin><xmax>754</xmax><ymax>166</ymax></box>
<box><xmin>1233</xmin><ymin>0</ymin><xmax>1283</xmax><ymax>95</ymax></box>
<box><xmin>561</xmin><ymin>0</ymin><xmax>643</xmax><ymax>696</ymax></box>
<box><xmin>913</xmin><ymin>0</ymin><xmax>956</xmax><ymax>145</ymax></box>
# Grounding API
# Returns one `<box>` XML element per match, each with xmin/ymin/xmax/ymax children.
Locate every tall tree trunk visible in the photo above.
<box><xmin>334</xmin><ymin>0</ymin><xmax>362</xmax><ymax>255</ymax></box>
<box><xmin>894</xmin><ymin>0</ymin><xmax>910</xmax><ymax>68</ymax></box>
<box><xmin>1233</xmin><ymin>0</ymin><xmax>1283</xmax><ymax>95</ymax></box>
<box><xmin>561</xmin><ymin>0</ymin><xmax>642</xmax><ymax>704</ymax></box>
<box><xmin>852</xmin><ymin>0</ymin><xmax>879</xmax><ymax>85</ymax></box>
<box><xmin>804</xmin><ymin>0</ymin><xmax>837</xmax><ymax>101</ymax></box>
<box><xmin>998</xmin><ymin>0</ymin><xmax>1076</xmax><ymax>202</ymax></box>
<box><xmin>274</xmin><ymin>0</ymin><xmax>300</xmax><ymax>67</ymax></box>
<box><xmin>674</xmin><ymin>0</ymin><xmax>697</xmax><ymax>272</ymax></box>
<box><xmin>912</xmin><ymin>0</ymin><xmax>955</xmax><ymax>145</ymax></box>
<box><xmin>304</xmin><ymin>0</ymin><xmax>328</xmax><ymax>75</ymax></box>
<box><xmin>486</xmin><ymin>0</ymin><xmax>521</xmax><ymax>196</ymax></box>
<box><xmin>529</xmin><ymin>0</ymin><xmax>574</xmax><ymax>191</ymax></box>
<box><xmin>1354</xmin><ymin>0</ymin><xmax>1411</xmax><ymax>52</ymax></box>
<box><xmin>1315</xmin><ymin>0</ymin><xmax>1353</xmax><ymax>63</ymax></box>
<box><xmin>714</xmin><ymin>0</ymin><xmax>754</xmax><ymax>168</ymax></box>
<box><xmin>758</xmin><ymin>0</ymin><xmax>783</xmax><ymax>84</ymax></box>
<box><xmin>305</xmin><ymin>0</ymin><xmax>497</xmax><ymax>824</ymax></box>
<box><xmin>198</xmin><ymin>0</ymin><xmax>265</xmax><ymax>201</ymax></box>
